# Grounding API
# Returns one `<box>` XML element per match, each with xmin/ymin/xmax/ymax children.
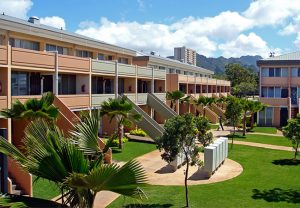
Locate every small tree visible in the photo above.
<box><xmin>156</xmin><ymin>113</ymin><xmax>201</xmax><ymax>208</ymax></box>
<box><xmin>100</xmin><ymin>97</ymin><xmax>141</xmax><ymax>149</ymax></box>
<box><xmin>192</xmin><ymin>96</ymin><xmax>216</xmax><ymax>118</ymax></box>
<box><xmin>283</xmin><ymin>114</ymin><xmax>300</xmax><ymax>159</ymax></box>
<box><xmin>241</xmin><ymin>99</ymin><xmax>252</xmax><ymax>136</ymax></box>
<box><xmin>248</xmin><ymin>101</ymin><xmax>265</xmax><ymax>129</ymax></box>
<box><xmin>225</xmin><ymin>96</ymin><xmax>242</xmax><ymax>147</ymax></box>
<box><xmin>194</xmin><ymin>116</ymin><xmax>213</xmax><ymax>147</ymax></box>
<box><xmin>166</xmin><ymin>90</ymin><xmax>185</xmax><ymax>112</ymax></box>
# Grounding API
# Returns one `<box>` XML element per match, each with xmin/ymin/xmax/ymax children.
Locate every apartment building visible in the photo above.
<box><xmin>133</xmin><ymin>53</ymin><xmax>231</xmax><ymax>122</ymax></box>
<box><xmin>174</xmin><ymin>46</ymin><xmax>197</xmax><ymax>65</ymax></box>
<box><xmin>0</xmin><ymin>14</ymin><xmax>230</xmax><ymax>196</ymax></box>
<box><xmin>257</xmin><ymin>51</ymin><xmax>300</xmax><ymax>126</ymax></box>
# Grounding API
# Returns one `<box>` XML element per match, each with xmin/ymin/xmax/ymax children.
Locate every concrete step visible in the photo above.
<box><xmin>12</xmin><ymin>184</ymin><xmax>17</xmax><ymax>190</ymax></box>
<box><xmin>12</xmin><ymin>189</ymin><xmax>23</xmax><ymax>195</ymax></box>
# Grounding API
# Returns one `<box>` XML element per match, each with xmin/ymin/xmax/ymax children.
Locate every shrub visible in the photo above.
<box><xmin>105</xmin><ymin>136</ymin><xmax>129</xmax><ymax>147</ymax></box>
<box><xmin>129</xmin><ymin>128</ymin><xmax>147</xmax><ymax>137</ymax></box>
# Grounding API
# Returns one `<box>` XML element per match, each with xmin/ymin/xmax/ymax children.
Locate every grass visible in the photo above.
<box><xmin>249</xmin><ymin>127</ymin><xmax>278</xmax><ymax>134</ymax></box>
<box><xmin>112</xmin><ymin>140</ymin><xmax>156</xmax><ymax>162</ymax></box>
<box><xmin>209</xmin><ymin>123</ymin><xmax>219</xmax><ymax>130</ymax></box>
<box><xmin>32</xmin><ymin>176</ymin><xmax>61</xmax><ymax>200</ymax></box>
<box><xmin>108</xmin><ymin>145</ymin><xmax>300</xmax><ymax>207</ymax></box>
<box><xmin>231</xmin><ymin>133</ymin><xmax>291</xmax><ymax>147</ymax></box>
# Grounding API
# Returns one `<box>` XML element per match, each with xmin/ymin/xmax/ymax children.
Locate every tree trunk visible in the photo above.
<box><xmin>203</xmin><ymin>107</ymin><xmax>206</xmax><ymax>118</ymax></box>
<box><xmin>250</xmin><ymin>113</ymin><xmax>255</xmax><ymax>129</ymax></box>
<box><xmin>295</xmin><ymin>142</ymin><xmax>299</xmax><ymax>159</ymax></box>
<box><xmin>231</xmin><ymin>125</ymin><xmax>235</xmax><ymax>149</ymax></box>
<box><xmin>118</xmin><ymin>123</ymin><xmax>124</xmax><ymax>149</ymax></box>
<box><xmin>184</xmin><ymin>153</ymin><xmax>190</xmax><ymax>208</ymax></box>
<box><xmin>243</xmin><ymin>113</ymin><xmax>246</xmax><ymax>136</ymax></box>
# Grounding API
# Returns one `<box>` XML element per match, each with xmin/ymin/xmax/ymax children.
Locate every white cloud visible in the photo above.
<box><xmin>218</xmin><ymin>33</ymin><xmax>281</xmax><ymax>58</ymax></box>
<box><xmin>76</xmin><ymin>17</ymin><xmax>217</xmax><ymax>56</ymax></box>
<box><xmin>40</xmin><ymin>16</ymin><xmax>66</xmax><ymax>30</ymax></box>
<box><xmin>244</xmin><ymin>0</ymin><xmax>300</xmax><ymax>26</ymax></box>
<box><xmin>0</xmin><ymin>0</ymin><xmax>33</xmax><ymax>19</ymax></box>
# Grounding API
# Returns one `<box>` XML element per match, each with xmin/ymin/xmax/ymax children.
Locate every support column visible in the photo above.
<box><xmin>7</xmin><ymin>45</ymin><xmax>11</xmax><ymax>144</ymax></box>
<box><xmin>135</xmin><ymin>65</ymin><xmax>138</xmax><ymax>103</ymax></box>
<box><xmin>115</xmin><ymin>60</ymin><xmax>119</xmax><ymax>99</ymax></box>
<box><xmin>150</xmin><ymin>67</ymin><xmax>154</xmax><ymax>119</ymax></box>
<box><xmin>0</xmin><ymin>128</ymin><xmax>8</xmax><ymax>194</ymax></box>
<box><xmin>89</xmin><ymin>58</ymin><xmax>92</xmax><ymax>108</ymax></box>
<box><xmin>53</xmin><ymin>51</ymin><xmax>59</xmax><ymax>95</ymax></box>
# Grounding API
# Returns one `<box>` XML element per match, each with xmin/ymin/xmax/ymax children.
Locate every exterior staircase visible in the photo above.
<box><xmin>210</xmin><ymin>103</ymin><xmax>226</xmax><ymax>119</ymax></box>
<box><xmin>147</xmin><ymin>93</ymin><xmax>177</xmax><ymax>119</ymax></box>
<box><xmin>194</xmin><ymin>105</ymin><xmax>219</xmax><ymax>123</ymax></box>
<box><xmin>122</xmin><ymin>95</ymin><xmax>164</xmax><ymax>139</ymax></box>
<box><xmin>9</xmin><ymin>176</ymin><xmax>27</xmax><ymax>196</ymax></box>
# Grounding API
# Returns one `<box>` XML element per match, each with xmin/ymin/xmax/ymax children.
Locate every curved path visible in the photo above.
<box><xmin>136</xmin><ymin>150</ymin><xmax>243</xmax><ymax>186</ymax></box>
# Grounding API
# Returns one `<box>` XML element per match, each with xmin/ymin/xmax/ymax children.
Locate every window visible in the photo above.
<box><xmin>168</xmin><ymin>68</ymin><xmax>175</xmax><ymax>74</ymax></box>
<box><xmin>259</xmin><ymin>107</ymin><xmax>273</xmax><ymax>126</ymax></box>
<box><xmin>159</xmin><ymin>66</ymin><xmax>165</xmax><ymax>70</ymax></box>
<box><xmin>45</xmin><ymin>44</ymin><xmax>68</xmax><ymax>55</ymax></box>
<box><xmin>176</xmin><ymin>69</ymin><xmax>181</xmax><ymax>74</ymax></box>
<box><xmin>269</xmin><ymin>68</ymin><xmax>274</xmax><ymax>77</ymax></box>
<box><xmin>268</xmin><ymin>87</ymin><xmax>274</xmax><ymax>97</ymax></box>
<box><xmin>274</xmin><ymin>87</ymin><xmax>281</xmax><ymax>98</ymax></box>
<box><xmin>11</xmin><ymin>72</ymin><xmax>29</xmax><ymax>96</ymax></box>
<box><xmin>58</xmin><ymin>75</ymin><xmax>76</xmax><ymax>94</ymax></box>
<box><xmin>291</xmin><ymin>68</ymin><xmax>299</xmax><ymax>77</ymax></box>
<box><xmin>98</xmin><ymin>54</ymin><xmax>105</xmax><ymax>60</ymax></box>
<box><xmin>184</xmin><ymin>71</ymin><xmax>188</xmax><ymax>75</ymax></box>
<box><xmin>9</xmin><ymin>38</ymin><xmax>39</xmax><ymax>51</ymax></box>
<box><xmin>275</xmin><ymin>68</ymin><xmax>281</xmax><ymax>77</ymax></box>
<box><xmin>261</xmin><ymin>68</ymin><xmax>268</xmax><ymax>77</ymax></box>
<box><xmin>281</xmin><ymin>88</ymin><xmax>288</xmax><ymax>98</ymax></box>
<box><xmin>106</xmin><ymin>55</ymin><xmax>113</xmax><ymax>61</ymax></box>
<box><xmin>118</xmin><ymin>57</ymin><xmax>129</xmax><ymax>64</ymax></box>
<box><xmin>261</xmin><ymin>87</ymin><xmax>268</xmax><ymax>97</ymax></box>
<box><xmin>76</xmin><ymin>50</ymin><xmax>92</xmax><ymax>58</ymax></box>
<box><xmin>281</xmin><ymin>68</ymin><xmax>288</xmax><ymax>77</ymax></box>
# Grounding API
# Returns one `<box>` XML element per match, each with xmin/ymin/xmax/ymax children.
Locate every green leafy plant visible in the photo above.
<box><xmin>192</xmin><ymin>96</ymin><xmax>216</xmax><ymax>118</ymax></box>
<box><xmin>194</xmin><ymin>116</ymin><xmax>213</xmax><ymax>147</ymax></box>
<box><xmin>0</xmin><ymin>113</ymin><xmax>147</xmax><ymax>208</ymax></box>
<box><xmin>283</xmin><ymin>114</ymin><xmax>300</xmax><ymax>159</ymax></box>
<box><xmin>0</xmin><ymin>92</ymin><xmax>59</xmax><ymax>120</ymax></box>
<box><xmin>156</xmin><ymin>113</ymin><xmax>202</xmax><ymax>208</ymax></box>
<box><xmin>100</xmin><ymin>96</ymin><xmax>142</xmax><ymax>149</ymax></box>
<box><xmin>130</xmin><ymin>128</ymin><xmax>147</xmax><ymax>137</ymax></box>
<box><xmin>166</xmin><ymin>90</ymin><xmax>185</xmax><ymax>112</ymax></box>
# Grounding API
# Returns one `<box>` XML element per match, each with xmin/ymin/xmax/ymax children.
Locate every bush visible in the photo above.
<box><xmin>104</xmin><ymin>136</ymin><xmax>129</xmax><ymax>147</ymax></box>
<box><xmin>129</xmin><ymin>128</ymin><xmax>147</xmax><ymax>137</ymax></box>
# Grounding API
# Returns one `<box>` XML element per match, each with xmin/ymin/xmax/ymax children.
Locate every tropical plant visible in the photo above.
<box><xmin>194</xmin><ymin>116</ymin><xmax>213</xmax><ymax>147</ymax></box>
<box><xmin>248</xmin><ymin>101</ymin><xmax>266</xmax><ymax>129</ymax></box>
<box><xmin>0</xmin><ymin>92</ymin><xmax>59</xmax><ymax>121</ymax></box>
<box><xmin>283</xmin><ymin>114</ymin><xmax>300</xmax><ymax>159</ymax></box>
<box><xmin>180</xmin><ymin>95</ymin><xmax>191</xmax><ymax>113</ymax></box>
<box><xmin>192</xmin><ymin>96</ymin><xmax>216</xmax><ymax>118</ymax></box>
<box><xmin>216</xmin><ymin>96</ymin><xmax>227</xmax><ymax>110</ymax></box>
<box><xmin>0</xmin><ymin>117</ymin><xmax>147</xmax><ymax>208</ymax></box>
<box><xmin>166</xmin><ymin>90</ymin><xmax>185</xmax><ymax>112</ymax></box>
<box><xmin>130</xmin><ymin>128</ymin><xmax>147</xmax><ymax>137</ymax></box>
<box><xmin>100</xmin><ymin>97</ymin><xmax>142</xmax><ymax>149</ymax></box>
<box><xmin>156</xmin><ymin>113</ymin><xmax>202</xmax><ymax>208</ymax></box>
<box><xmin>240</xmin><ymin>99</ymin><xmax>252</xmax><ymax>136</ymax></box>
<box><xmin>225</xmin><ymin>96</ymin><xmax>243</xmax><ymax>147</ymax></box>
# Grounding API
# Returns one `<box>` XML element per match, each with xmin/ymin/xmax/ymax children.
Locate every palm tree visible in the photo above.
<box><xmin>241</xmin><ymin>99</ymin><xmax>252</xmax><ymax>136</ymax></box>
<box><xmin>192</xmin><ymin>96</ymin><xmax>216</xmax><ymax>118</ymax></box>
<box><xmin>179</xmin><ymin>95</ymin><xmax>191</xmax><ymax>113</ymax></box>
<box><xmin>166</xmin><ymin>90</ymin><xmax>185</xmax><ymax>112</ymax></box>
<box><xmin>0</xmin><ymin>116</ymin><xmax>147</xmax><ymax>208</ymax></box>
<box><xmin>100</xmin><ymin>97</ymin><xmax>141</xmax><ymax>149</ymax></box>
<box><xmin>0</xmin><ymin>92</ymin><xmax>59</xmax><ymax>121</ymax></box>
<box><xmin>248</xmin><ymin>100</ymin><xmax>266</xmax><ymax>129</ymax></box>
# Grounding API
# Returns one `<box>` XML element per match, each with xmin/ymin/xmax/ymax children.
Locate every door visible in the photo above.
<box><xmin>43</xmin><ymin>75</ymin><xmax>53</xmax><ymax>93</ymax></box>
<box><xmin>291</xmin><ymin>87</ymin><xmax>297</xmax><ymax>105</ymax></box>
<box><xmin>280</xmin><ymin>108</ymin><xmax>288</xmax><ymax>126</ymax></box>
<box><xmin>30</xmin><ymin>73</ymin><xmax>41</xmax><ymax>95</ymax></box>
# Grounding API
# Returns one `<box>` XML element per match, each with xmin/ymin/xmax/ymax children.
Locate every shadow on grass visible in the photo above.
<box><xmin>0</xmin><ymin>194</ymin><xmax>68</xmax><ymax>208</ymax></box>
<box><xmin>252</xmin><ymin>188</ymin><xmax>300</xmax><ymax>203</ymax></box>
<box><xmin>272</xmin><ymin>159</ymin><xmax>300</xmax><ymax>166</ymax></box>
<box><xmin>123</xmin><ymin>204</ymin><xmax>173</xmax><ymax>208</ymax></box>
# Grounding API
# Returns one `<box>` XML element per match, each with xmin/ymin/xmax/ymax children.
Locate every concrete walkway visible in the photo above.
<box><xmin>233</xmin><ymin>140</ymin><xmax>293</xmax><ymax>151</ymax></box>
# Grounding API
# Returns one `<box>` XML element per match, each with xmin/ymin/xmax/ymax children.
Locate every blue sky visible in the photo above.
<box><xmin>1</xmin><ymin>0</ymin><xmax>300</xmax><ymax>58</ymax></box>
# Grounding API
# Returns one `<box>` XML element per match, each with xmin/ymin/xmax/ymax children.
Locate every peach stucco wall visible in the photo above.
<box><xmin>0</xmin><ymin>68</ymin><xmax>8</xmax><ymax>96</ymax></box>
<box><xmin>12</xmin><ymin>47</ymin><xmax>55</xmax><ymax>69</ymax></box>
<box><xmin>58</xmin><ymin>55</ymin><xmax>90</xmax><ymax>72</ymax></box>
<box><xmin>0</xmin><ymin>45</ymin><xmax>8</xmax><ymax>65</ymax></box>
<box><xmin>273</xmin><ymin>107</ymin><xmax>280</xmax><ymax>126</ymax></box>
<box><xmin>0</xmin><ymin>96</ymin><xmax>7</xmax><ymax>110</ymax></box>
<box><xmin>57</xmin><ymin>94</ymin><xmax>89</xmax><ymax>109</ymax></box>
<box><xmin>260</xmin><ymin>98</ymin><xmax>288</xmax><ymax>107</ymax></box>
<box><xmin>261</xmin><ymin>77</ymin><xmax>289</xmax><ymax>87</ymax></box>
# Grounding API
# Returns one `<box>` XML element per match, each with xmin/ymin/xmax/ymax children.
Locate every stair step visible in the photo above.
<box><xmin>12</xmin><ymin>189</ymin><xmax>23</xmax><ymax>195</ymax></box>
<box><xmin>12</xmin><ymin>184</ymin><xmax>17</xmax><ymax>190</ymax></box>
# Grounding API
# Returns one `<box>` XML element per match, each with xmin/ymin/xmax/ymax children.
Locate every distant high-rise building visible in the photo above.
<box><xmin>174</xmin><ymin>46</ymin><xmax>197</xmax><ymax>65</ymax></box>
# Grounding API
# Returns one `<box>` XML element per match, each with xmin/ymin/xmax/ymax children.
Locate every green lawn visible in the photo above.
<box><xmin>112</xmin><ymin>140</ymin><xmax>156</xmax><ymax>162</ymax></box>
<box><xmin>108</xmin><ymin>145</ymin><xmax>300</xmax><ymax>207</ymax></box>
<box><xmin>32</xmin><ymin>175</ymin><xmax>61</xmax><ymax>200</ymax></box>
<box><xmin>209</xmin><ymin>123</ymin><xmax>219</xmax><ymax>130</ymax></box>
<box><xmin>231</xmin><ymin>133</ymin><xmax>291</xmax><ymax>147</ymax></box>
<box><xmin>249</xmin><ymin>127</ymin><xmax>278</xmax><ymax>134</ymax></box>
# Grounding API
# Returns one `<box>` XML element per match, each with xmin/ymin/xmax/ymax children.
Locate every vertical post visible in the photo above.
<box><xmin>151</xmin><ymin>67</ymin><xmax>154</xmax><ymax>118</ymax></box>
<box><xmin>0</xmin><ymin>128</ymin><xmax>8</xmax><ymax>194</ymax></box>
<box><xmin>7</xmin><ymin>44</ymin><xmax>12</xmax><ymax>143</ymax></box>
<box><xmin>135</xmin><ymin>65</ymin><xmax>138</xmax><ymax>103</ymax></box>
<box><xmin>53</xmin><ymin>51</ymin><xmax>59</xmax><ymax>95</ymax></box>
<box><xmin>115</xmin><ymin>60</ymin><xmax>119</xmax><ymax>99</ymax></box>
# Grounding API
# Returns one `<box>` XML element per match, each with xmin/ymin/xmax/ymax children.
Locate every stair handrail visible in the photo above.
<box><xmin>148</xmin><ymin>93</ymin><xmax>177</xmax><ymax>117</ymax></box>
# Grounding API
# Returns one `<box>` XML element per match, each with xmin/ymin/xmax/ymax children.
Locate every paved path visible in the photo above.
<box><xmin>233</xmin><ymin>140</ymin><xmax>293</xmax><ymax>151</ymax></box>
